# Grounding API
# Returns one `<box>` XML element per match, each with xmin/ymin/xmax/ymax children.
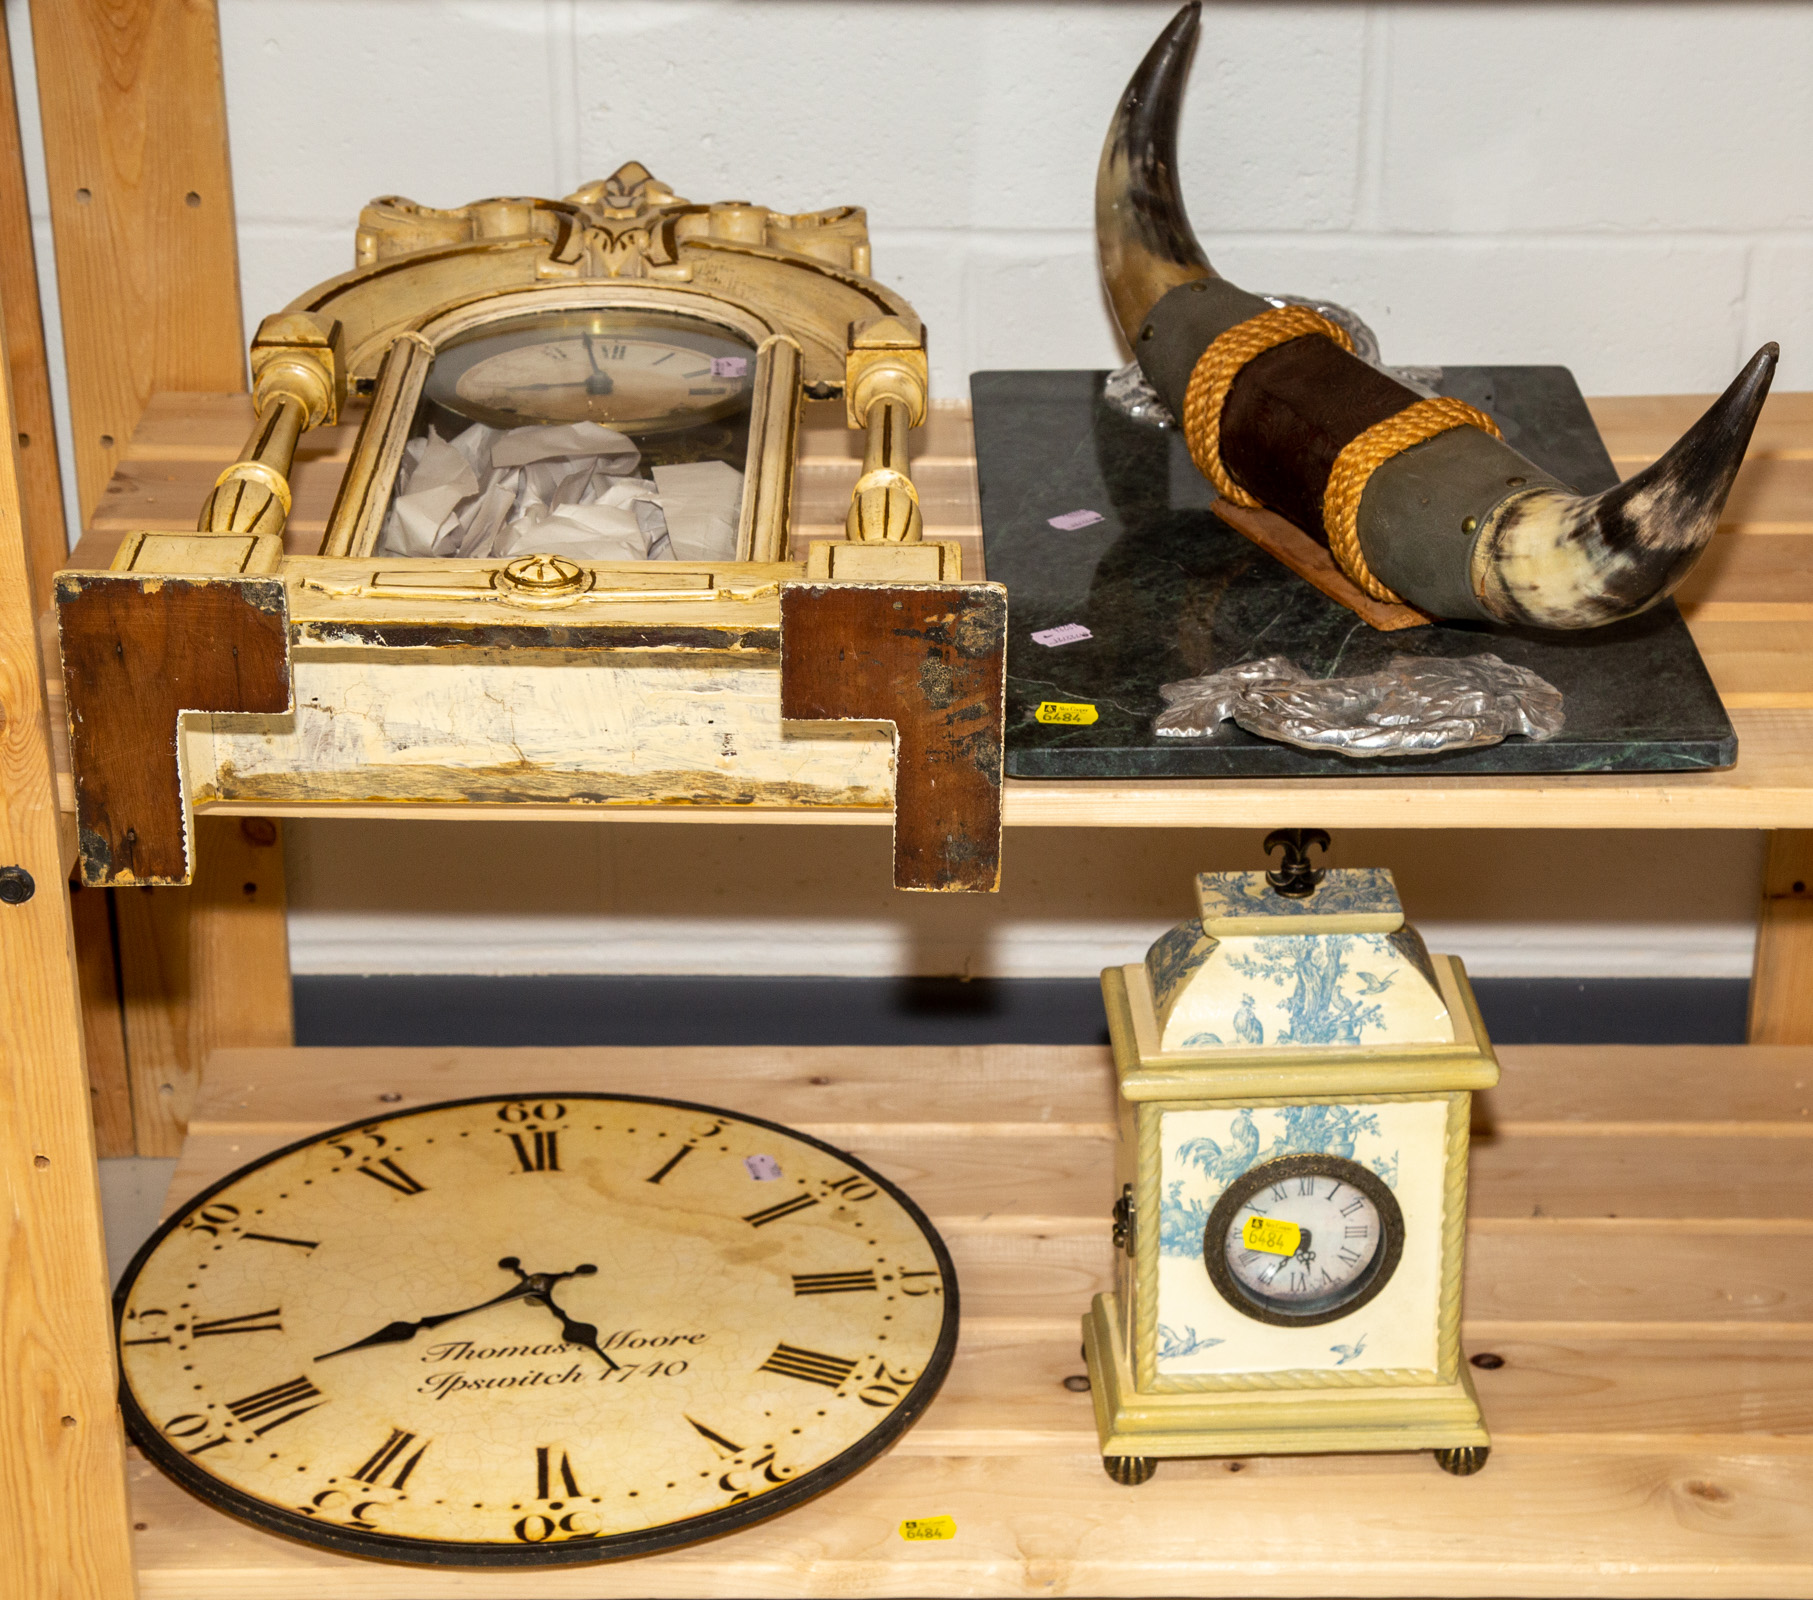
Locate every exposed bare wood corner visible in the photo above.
<box><xmin>780</xmin><ymin>581</ymin><xmax>1006</xmax><ymax>892</ymax></box>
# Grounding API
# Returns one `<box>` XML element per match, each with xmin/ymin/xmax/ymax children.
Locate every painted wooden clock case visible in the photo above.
<box><xmin>54</xmin><ymin>162</ymin><xmax>1007</xmax><ymax>896</ymax></box>
<box><xmin>1085</xmin><ymin>866</ymin><xmax>1499</xmax><ymax>1480</ymax></box>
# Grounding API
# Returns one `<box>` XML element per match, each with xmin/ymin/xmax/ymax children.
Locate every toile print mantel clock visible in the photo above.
<box><xmin>56</xmin><ymin>160</ymin><xmax>1007</xmax><ymax>897</ymax></box>
<box><xmin>114</xmin><ymin>1093</ymin><xmax>957</xmax><ymax>1565</ymax></box>
<box><xmin>1085</xmin><ymin>841</ymin><xmax>1499</xmax><ymax>1481</ymax></box>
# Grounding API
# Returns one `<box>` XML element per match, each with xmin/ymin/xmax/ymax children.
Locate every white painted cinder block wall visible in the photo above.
<box><xmin>10</xmin><ymin>1</ymin><xmax>1798</xmax><ymax>980</ymax></box>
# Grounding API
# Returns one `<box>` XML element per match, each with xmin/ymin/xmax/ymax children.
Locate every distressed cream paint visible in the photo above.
<box><xmin>185</xmin><ymin>650</ymin><xmax>896</xmax><ymax>808</ymax></box>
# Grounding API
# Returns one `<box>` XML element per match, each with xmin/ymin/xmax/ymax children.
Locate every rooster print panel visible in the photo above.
<box><xmin>1153</xmin><ymin>1099</ymin><xmax>1450</xmax><ymax>1381</ymax></box>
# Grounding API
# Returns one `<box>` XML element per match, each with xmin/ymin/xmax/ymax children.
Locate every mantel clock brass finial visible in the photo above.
<box><xmin>1262</xmin><ymin>827</ymin><xmax>1330</xmax><ymax>899</ymax></box>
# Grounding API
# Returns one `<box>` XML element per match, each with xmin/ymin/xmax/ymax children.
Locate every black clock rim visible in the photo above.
<box><xmin>1201</xmin><ymin>1152</ymin><xmax>1405</xmax><ymax>1329</ymax></box>
<box><xmin>114</xmin><ymin>1090</ymin><xmax>960</xmax><ymax>1568</ymax></box>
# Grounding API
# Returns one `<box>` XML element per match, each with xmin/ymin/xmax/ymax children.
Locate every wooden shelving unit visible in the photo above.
<box><xmin>114</xmin><ymin>1039</ymin><xmax>1813</xmax><ymax>1598</ymax></box>
<box><xmin>7</xmin><ymin>9</ymin><xmax>1813</xmax><ymax>1594</ymax></box>
<box><xmin>12</xmin><ymin>384</ymin><xmax>1813</xmax><ymax>1596</ymax></box>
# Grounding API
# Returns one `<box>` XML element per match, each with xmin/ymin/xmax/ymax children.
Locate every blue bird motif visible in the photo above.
<box><xmin>1158</xmin><ymin>1324</ymin><xmax>1223</xmax><ymax>1359</ymax></box>
<box><xmin>1176</xmin><ymin>1112</ymin><xmax>1261</xmax><ymax>1189</ymax></box>
<box><xmin>1330</xmin><ymin>1334</ymin><xmax>1369</xmax><ymax>1366</ymax></box>
<box><xmin>1232</xmin><ymin>994</ymin><xmax>1264</xmax><ymax>1046</ymax></box>
<box><xmin>1352</xmin><ymin>970</ymin><xmax>1396</xmax><ymax>996</ymax></box>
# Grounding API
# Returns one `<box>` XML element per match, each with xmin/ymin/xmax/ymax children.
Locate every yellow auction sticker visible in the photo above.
<box><xmin>1242</xmin><ymin>1215</ymin><xmax>1302</xmax><ymax>1256</ymax></box>
<box><xmin>1034</xmin><ymin>700</ymin><xmax>1099</xmax><ymax>726</ymax></box>
<box><xmin>900</xmin><ymin>1515</ymin><xmax>957</xmax><ymax>1541</ymax></box>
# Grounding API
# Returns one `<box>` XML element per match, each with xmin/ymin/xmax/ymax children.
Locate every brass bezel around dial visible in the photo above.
<box><xmin>1202</xmin><ymin>1153</ymin><xmax>1405</xmax><ymax>1329</ymax></box>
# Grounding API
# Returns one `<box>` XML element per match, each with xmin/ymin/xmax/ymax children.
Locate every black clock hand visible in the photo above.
<box><xmin>532</xmin><ymin>1273</ymin><xmax>621</xmax><ymax>1373</ymax></box>
<box><xmin>315</xmin><ymin>1265</ymin><xmax>540</xmax><ymax>1362</ymax></box>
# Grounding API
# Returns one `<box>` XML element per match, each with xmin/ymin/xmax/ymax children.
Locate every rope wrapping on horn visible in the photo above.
<box><xmin>1323</xmin><ymin>398</ymin><xmax>1503</xmax><ymax>603</ymax></box>
<box><xmin>1180</xmin><ymin>304</ymin><xmax>1353</xmax><ymax>509</ymax></box>
<box><xmin>1181</xmin><ymin>306</ymin><xmax>1501</xmax><ymax>604</ymax></box>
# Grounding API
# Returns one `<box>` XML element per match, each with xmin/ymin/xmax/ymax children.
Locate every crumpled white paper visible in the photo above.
<box><xmin>377</xmin><ymin>419</ymin><xmax>745</xmax><ymax>564</ymax></box>
<box><xmin>1155</xmin><ymin>653</ymin><xmax>1565</xmax><ymax>756</ymax></box>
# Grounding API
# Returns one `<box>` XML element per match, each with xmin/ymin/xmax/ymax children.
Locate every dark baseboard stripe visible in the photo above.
<box><xmin>294</xmin><ymin>975</ymin><xmax>1751</xmax><ymax>1050</ymax></box>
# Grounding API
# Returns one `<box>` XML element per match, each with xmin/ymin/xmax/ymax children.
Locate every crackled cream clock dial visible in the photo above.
<box><xmin>115</xmin><ymin>1094</ymin><xmax>957</xmax><ymax>1565</ymax></box>
<box><xmin>1086</xmin><ymin>845</ymin><xmax>1498</xmax><ymax>1482</ymax></box>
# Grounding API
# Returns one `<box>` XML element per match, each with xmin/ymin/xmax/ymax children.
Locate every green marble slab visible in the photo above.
<box><xmin>972</xmin><ymin>367</ymin><xmax>1736</xmax><ymax>778</ymax></box>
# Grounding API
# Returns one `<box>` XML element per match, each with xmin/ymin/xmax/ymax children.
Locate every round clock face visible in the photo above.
<box><xmin>424</xmin><ymin>308</ymin><xmax>758</xmax><ymax>433</ymax></box>
<box><xmin>1203</xmin><ymin>1154</ymin><xmax>1403</xmax><ymax>1327</ymax></box>
<box><xmin>115</xmin><ymin>1094</ymin><xmax>957</xmax><ymax>1566</ymax></box>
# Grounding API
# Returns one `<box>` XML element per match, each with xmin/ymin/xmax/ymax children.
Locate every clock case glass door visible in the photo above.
<box><xmin>320</xmin><ymin>283</ymin><xmax>800</xmax><ymax>569</ymax></box>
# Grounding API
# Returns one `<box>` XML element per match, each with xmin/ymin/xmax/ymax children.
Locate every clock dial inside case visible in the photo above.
<box><xmin>424</xmin><ymin>307</ymin><xmax>758</xmax><ymax>435</ymax></box>
<box><xmin>1203</xmin><ymin>1153</ymin><xmax>1405</xmax><ymax>1328</ymax></box>
<box><xmin>116</xmin><ymin>1094</ymin><xmax>957</xmax><ymax>1566</ymax></box>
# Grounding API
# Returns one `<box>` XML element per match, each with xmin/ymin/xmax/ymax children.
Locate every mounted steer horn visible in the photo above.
<box><xmin>1100</xmin><ymin>2</ymin><xmax>1778</xmax><ymax>631</ymax></box>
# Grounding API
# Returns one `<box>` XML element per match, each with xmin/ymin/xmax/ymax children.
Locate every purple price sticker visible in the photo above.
<box><xmin>1031</xmin><ymin>623</ymin><xmax>1092</xmax><ymax>648</ymax></box>
<box><xmin>711</xmin><ymin>356</ymin><xmax>748</xmax><ymax>379</ymax></box>
<box><xmin>745</xmin><ymin>1154</ymin><xmax>782</xmax><ymax>1181</ymax></box>
<box><xmin>1047</xmin><ymin>509</ymin><xmax>1104</xmax><ymax>531</ymax></box>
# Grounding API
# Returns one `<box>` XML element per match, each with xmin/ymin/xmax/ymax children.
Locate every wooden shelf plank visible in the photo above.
<box><xmin>156</xmin><ymin>705</ymin><xmax>1813</xmax><ymax>830</ymax></box>
<box><xmin>1589</xmin><ymin>391</ymin><xmax>1813</xmax><ymax>465</ymax></box>
<box><xmin>123</xmin><ymin>1042</ymin><xmax>1813</xmax><ymax>1597</ymax></box>
<box><xmin>56</xmin><ymin>391</ymin><xmax>1813</xmax><ymax>830</ymax></box>
<box><xmin>127</xmin><ymin>1447</ymin><xmax>1813</xmax><ymax>1599</ymax></box>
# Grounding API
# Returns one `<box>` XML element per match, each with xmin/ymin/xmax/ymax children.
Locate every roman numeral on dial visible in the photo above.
<box><xmin>121</xmin><ymin>1310</ymin><xmax>172</xmax><ymax>1347</ymax></box>
<box><xmin>357</xmin><ymin>1158</ymin><xmax>427</xmax><ymax>1195</ymax></box>
<box><xmin>535</xmin><ymin>1447</ymin><xmax>582</xmax><ymax>1499</ymax></box>
<box><xmin>645</xmin><ymin>1119</ymin><xmax>728</xmax><ymax>1185</ymax></box>
<box><xmin>227</xmin><ymin>1376</ymin><xmax>325</xmax><ymax>1435</ymax></box>
<box><xmin>645</xmin><ymin>1144</ymin><xmax>695</xmax><ymax>1185</ymax></box>
<box><xmin>758</xmin><ymin>1343</ymin><xmax>857</xmax><ymax>1387</ymax></box>
<box><xmin>508</xmin><ymin>1131</ymin><xmax>560</xmax><ymax>1173</ymax></box>
<box><xmin>792</xmin><ymin>1270</ymin><xmax>878</xmax><ymax>1296</ymax></box>
<box><xmin>352</xmin><ymin>1428</ymin><xmax>427</xmax><ymax>1489</ymax></box>
<box><xmin>192</xmin><ymin>1308</ymin><xmax>283</xmax><ymax>1338</ymax></box>
<box><xmin>743</xmin><ymin>1194</ymin><xmax>819</xmax><ymax>1228</ymax></box>
<box><xmin>686</xmin><ymin>1416</ymin><xmax>744</xmax><ymax>1457</ymax></box>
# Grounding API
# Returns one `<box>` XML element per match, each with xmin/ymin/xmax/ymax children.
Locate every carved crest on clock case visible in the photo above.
<box><xmin>355</xmin><ymin>160</ymin><xmax>875</xmax><ymax>284</ymax></box>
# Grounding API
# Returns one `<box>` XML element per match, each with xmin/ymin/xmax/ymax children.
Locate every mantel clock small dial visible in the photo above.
<box><xmin>1205</xmin><ymin>1153</ymin><xmax>1404</xmax><ymax>1326</ymax></box>
<box><xmin>115</xmin><ymin>1094</ymin><xmax>957</xmax><ymax>1566</ymax></box>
